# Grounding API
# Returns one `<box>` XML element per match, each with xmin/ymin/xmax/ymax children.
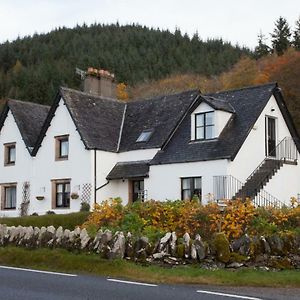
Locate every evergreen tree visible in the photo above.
<box><xmin>293</xmin><ymin>17</ymin><xmax>300</xmax><ymax>51</ymax></box>
<box><xmin>254</xmin><ymin>31</ymin><xmax>270</xmax><ymax>59</ymax></box>
<box><xmin>271</xmin><ymin>17</ymin><xmax>291</xmax><ymax>56</ymax></box>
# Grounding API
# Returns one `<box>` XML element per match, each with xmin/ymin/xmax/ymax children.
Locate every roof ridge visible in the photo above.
<box><xmin>205</xmin><ymin>82</ymin><xmax>277</xmax><ymax>96</ymax></box>
<box><xmin>59</xmin><ymin>86</ymin><xmax>122</xmax><ymax>103</ymax></box>
<box><xmin>129</xmin><ymin>88</ymin><xmax>200</xmax><ymax>103</ymax></box>
<box><xmin>8</xmin><ymin>98</ymin><xmax>50</xmax><ymax>108</ymax></box>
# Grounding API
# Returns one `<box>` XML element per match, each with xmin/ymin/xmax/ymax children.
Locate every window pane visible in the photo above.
<box><xmin>5</xmin><ymin>186</ymin><xmax>16</xmax><ymax>208</ymax></box>
<box><xmin>196</xmin><ymin>127</ymin><xmax>204</xmax><ymax>139</ymax></box>
<box><xmin>57</xmin><ymin>193</ymin><xmax>63</xmax><ymax>206</ymax></box>
<box><xmin>182</xmin><ymin>178</ymin><xmax>191</xmax><ymax>189</ymax></box>
<box><xmin>57</xmin><ymin>184</ymin><xmax>63</xmax><ymax>193</ymax></box>
<box><xmin>65</xmin><ymin>183</ymin><xmax>70</xmax><ymax>193</ymax></box>
<box><xmin>196</xmin><ymin>114</ymin><xmax>204</xmax><ymax>126</ymax></box>
<box><xmin>60</xmin><ymin>140</ymin><xmax>69</xmax><ymax>157</ymax></box>
<box><xmin>194</xmin><ymin>177</ymin><xmax>202</xmax><ymax>189</ymax></box>
<box><xmin>9</xmin><ymin>146</ymin><xmax>16</xmax><ymax>162</ymax></box>
<box><xmin>206</xmin><ymin>125</ymin><xmax>214</xmax><ymax>139</ymax></box>
<box><xmin>136</xmin><ymin>130</ymin><xmax>153</xmax><ymax>142</ymax></box>
<box><xmin>183</xmin><ymin>190</ymin><xmax>191</xmax><ymax>200</ymax></box>
<box><xmin>206</xmin><ymin>112</ymin><xmax>214</xmax><ymax>125</ymax></box>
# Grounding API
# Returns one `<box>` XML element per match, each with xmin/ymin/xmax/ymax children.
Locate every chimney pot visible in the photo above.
<box><xmin>83</xmin><ymin>67</ymin><xmax>116</xmax><ymax>98</ymax></box>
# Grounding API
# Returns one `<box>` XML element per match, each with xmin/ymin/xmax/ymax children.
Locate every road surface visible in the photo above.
<box><xmin>0</xmin><ymin>265</ymin><xmax>298</xmax><ymax>300</ymax></box>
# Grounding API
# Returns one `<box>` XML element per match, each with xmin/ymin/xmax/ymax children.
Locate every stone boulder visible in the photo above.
<box><xmin>109</xmin><ymin>231</ymin><xmax>126</xmax><ymax>259</ymax></box>
<box><xmin>231</xmin><ymin>234</ymin><xmax>251</xmax><ymax>256</ymax></box>
<box><xmin>183</xmin><ymin>232</ymin><xmax>190</xmax><ymax>259</ymax></box>
<box><xmin>194</xmin><ymin>234</ymin><xmax>206</xmax><ymax>260</ymax></box>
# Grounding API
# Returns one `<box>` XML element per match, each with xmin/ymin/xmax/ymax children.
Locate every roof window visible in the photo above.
<box><xmin>136</xmin><ymin>129</ymin><xmax>153</xmax><ymax>143</ymax></box>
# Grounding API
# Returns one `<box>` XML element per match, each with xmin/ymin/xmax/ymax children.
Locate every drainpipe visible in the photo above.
<box><xmin>94</xmin><ymin>149</ymin><xmax>97</xmax><ymax>205</ymax></box>
<box><xmin>94</xmin><ymin>148</ymin><xmax>110</xmax><ymax>205</ymax></box>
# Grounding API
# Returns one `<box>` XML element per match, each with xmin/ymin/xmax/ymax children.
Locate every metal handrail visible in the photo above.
<box><xmin>213</xmin><ymin>175</ymin><xmax>284</xmax><ymax>208</ymax></box>
<box><xmin>245</xmin><ymin>137</ymin><xmax>297</xmax><ymax>184</ymax></box>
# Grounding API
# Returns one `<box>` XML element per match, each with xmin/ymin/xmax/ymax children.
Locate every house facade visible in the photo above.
<box><xmin>0</xmin><ymin>69</ymin><xmax>299</xmax><ymax>217</ymax></box>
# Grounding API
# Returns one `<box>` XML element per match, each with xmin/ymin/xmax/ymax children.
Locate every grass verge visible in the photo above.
<box><xmin>0</xmin><ymin>247</ymin><xmax>299</xmax><ymax>287</ymax></box>
<box><xmin>0</xmin><ymin>212</ymin><xmax>90</xmax><ymax>230</ymax></box>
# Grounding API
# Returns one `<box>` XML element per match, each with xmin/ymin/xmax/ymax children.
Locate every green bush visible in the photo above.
<box><xmin>0</xmin><ymin>212</ymin><xmax>90</xmax><ymax>230</ymax></box>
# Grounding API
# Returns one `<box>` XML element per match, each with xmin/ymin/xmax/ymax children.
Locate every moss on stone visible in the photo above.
<box><xmin>176</xmin><ymin>244</ymin><xmax>185</xmax><ymax>258</ymax></box>
<box><xmin>229</xmin><ymin>252</ymin><xmax>248</xmax><ymax>263</ymax></box>
<box><xmin>212</xmin><ymin>233</ymin><xmax>230</xmax><ymax>263</ymax></box>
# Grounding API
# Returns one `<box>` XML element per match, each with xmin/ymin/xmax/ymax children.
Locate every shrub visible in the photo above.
<box><xmin>80</xmin><ymin>202</ymin><xmax>90</xmax><ymax>212</ymax></box>
<box><xmin>0</xmin><ymin>212</ymin><xmax>90</xmax><ymax>230</ymax></box>
<box><xmin>82</xmin><ymin>197</ymin><xmax>300</xmax><ymax>241</ymax></box>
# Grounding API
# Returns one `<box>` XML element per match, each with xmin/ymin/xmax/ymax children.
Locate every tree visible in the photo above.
<box><xmin>254</xmin><ymin>31</ymin><xmax>270</xmax><ymax>59</ymax></box>
<box><xmin>271</xmin><ymin>17</ymin><xmax>291</xmax><ymax>56</ymax></box>
<box><xmin>293</xmin><ymin>17</ymin><xmax>300</xmax><ymax>51</ymax></box>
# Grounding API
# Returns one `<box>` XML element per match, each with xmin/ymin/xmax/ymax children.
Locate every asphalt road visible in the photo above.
<box><xmin>0</xmin><ymin>265</ymin><xmax>299</xmax><ymax>300</ymax></box>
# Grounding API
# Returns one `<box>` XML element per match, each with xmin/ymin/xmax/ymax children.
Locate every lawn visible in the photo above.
<box><xmin>0</xmin><ymin>212</ymin><xmax>90</xmax><ymax>230</ymax></box>
<box><xmin>0</xmin><ymin>247</ymin><xmax>299</xmax><ymax>287</ymax></box>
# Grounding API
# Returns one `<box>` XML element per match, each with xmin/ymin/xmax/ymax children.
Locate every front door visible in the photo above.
<box><xmin>266</xmin><ymin>117</ymin><xmax>276</xmax><ymax>157</ymax></box>
<box><xmin>132</xmin><ymin>180</ymin><xmax>144</xmax><ymax>202</ymax></box>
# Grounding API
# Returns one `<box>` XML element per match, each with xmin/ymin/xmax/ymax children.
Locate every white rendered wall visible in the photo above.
<box><xmin>31</xmin><ymin>98</ymin><xmax>92</xmax><ymax>215</ymax></box>
<box><xmin>191</xmin><ymin>102</ymin><xmax>232</xmax><ymax>140</ymax></box>
<box><xmin>147</xmin><ymin>159</ymin><xmax>229</xmax><ymax>204</ymax></box>
<box><xmin>229</xmin><ymin>95</ymin><xmax>298</xmax><ymax>181</ymax></box>
<box><xmin>0</xmin><ymin>111</ymin><xmax>33</xmax><ymax>217</ymax></box>
<box><xmin>228</xmin><ymin>95</ymin><xmax>300</xmax><ymax>203</ymax></box>
<box><xmin>95</xmin><ymin>148</ymin><xmax>160</xmax><ymax>205</ymax></box>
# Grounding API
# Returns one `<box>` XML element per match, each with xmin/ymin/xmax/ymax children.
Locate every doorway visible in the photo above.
<box><xmin>132</xmin><ymin>179</ymin><xmax>145</xmax><ymax>202</ymax></box>
<box><xmin>266</xmin><ymin>116</ymin><xmax>277</xmax><ymax>157</ymax></box>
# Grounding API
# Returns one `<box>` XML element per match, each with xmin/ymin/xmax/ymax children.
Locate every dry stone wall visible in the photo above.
<box><xmin>0</xmin><ymin>224</ymin><xmax>300</xmax><ymax>270</ymax></box>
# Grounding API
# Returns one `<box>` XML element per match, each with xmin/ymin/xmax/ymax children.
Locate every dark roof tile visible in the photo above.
<box><xmin>107</xmin><ymin>160</ymin><xmax>150</xmax><ymax>180</ymax></box>
<box><xmin>4</xmin><ymin>100</ymin><xmax>49</xmax><ymax>149</ymax></box>
<box><xmin>151</xmin><ymin>83</ymin><xmax>278</xmax><ymax>165</ymax></box>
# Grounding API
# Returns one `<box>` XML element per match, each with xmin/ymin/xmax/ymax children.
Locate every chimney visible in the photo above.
<box><xmin>83</xmin><ymin>67</ymin><xmax>117</xmax><ymax>98</ymax></box>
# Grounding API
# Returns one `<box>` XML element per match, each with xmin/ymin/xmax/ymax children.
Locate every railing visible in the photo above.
<box><xmin>246</xmin><ymin>137</ymin><xmax>298</xmax><ymax>184</ymax></box>
<box><xmin>137</xmin><ymin>190</ymin><xmax>148</xmax><ymax>202</ymax></box>
<box><xmin>213</xmin><ymin>175</ymin><xmax>284</xmax><ymax>208</ymax></box>
<box><xmin>213</xmin><ymin>175</ymin><xmax>243</xmax><ymax>201</ymax></box>
<box><xmin>253</xmin><ymin>190</ymin><xmax>284</xmax><ymax>208</ymax></box>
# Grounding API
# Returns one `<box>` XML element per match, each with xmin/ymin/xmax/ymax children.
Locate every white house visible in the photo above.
<box><xmin>0</xmin><ymin>69</ymin><xmax>299</xmax><ymax>217</ymax></box>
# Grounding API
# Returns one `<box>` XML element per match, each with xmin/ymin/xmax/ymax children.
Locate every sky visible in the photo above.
<box><xmin>0</xmin><ymin>0</ymin><xmax>299</xmax><ymax>48</ymax></box>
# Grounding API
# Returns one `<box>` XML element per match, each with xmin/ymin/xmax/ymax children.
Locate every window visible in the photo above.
<box><xmin>1</xmin><ymin>184</ymin><xmax>17</xmax><ymax>209</ymax></box>
<box><xmin>136</xmin><ymin>129</ymin><xmax>153</xmax><ymax>143</ymax></box>
<box><xmin>4</xmin><ymin>143</ymin><xmax>16</xmax><ymax>166</ymax></box>
<box><xmin>53</xmin><ymin>181</ymin><xmax>70</xmax><ymax>208</ymax></box>
<box><xmin>195</xmin><ymin>112</ymin><xmax>214</xmax><ymax>140</ymax></box>
<box><xmin>55</xmin><ymin>135</ymin><xmax>69</xmax><ymax>160</ymax></box>
<box><xmin>181</xmin><ymin>177</ymin><xmax>202</xmax><ymax>201</ymax></box>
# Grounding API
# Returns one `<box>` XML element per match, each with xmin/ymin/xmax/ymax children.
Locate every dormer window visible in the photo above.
<box><xmin>195</xmin><ymin>112</ymin><xmax>214</xmax><ymax>140</ymax></box>
<box><xmin>136</xmin><ymin>129</ymin><xmax>153</xmax><ymax>143</ymax></box>
<box><xmin>4</xmin><ymin>143</ymin><xmax>16</xmax><ymax>166</ymax></box>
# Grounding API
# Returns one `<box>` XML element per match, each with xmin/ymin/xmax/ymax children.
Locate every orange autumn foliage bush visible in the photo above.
<box><xmin>83</xmin><ymin>197</ymin><xmax>300</xmax><ymax>240</ymax></box>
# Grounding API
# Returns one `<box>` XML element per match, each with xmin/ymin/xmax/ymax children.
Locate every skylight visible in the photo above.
<box><xmin>136</xmin><ymin>129</ymin><xmax>153</xmax><ymax>143</ymax></box>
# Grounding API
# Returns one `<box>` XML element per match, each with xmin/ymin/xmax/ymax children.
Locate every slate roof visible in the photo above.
<box><xmin>200</xmin><ymin>95</ymin><xmax>235</xmax><ymax>113</ymax></box>
<box><xmin>151</xmin><ymin>83</ymin><xmax>282</xmax><ymax>165</ymax></box>
<box><xmin>59</xmin><ymin>87</ymin><xmax>125</xmax><ymax>151</ymax></box>
<box><xmin>107</xmin><ymin>160</ymin><xmax>150</xmax><ymax>180</ymax></box>
<box><xmin>0</xmin><ymin>99</ymin><xmax>50</xmax><ymax>150</ymax></box>
<box><xmin>118</xmin><ymin>89</ymin><xmax>200</xmax><ymax>152</ymax></box>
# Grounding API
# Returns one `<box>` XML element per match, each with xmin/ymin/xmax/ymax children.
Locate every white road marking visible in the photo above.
<box><xmin>107</xmin><ymin>278</ymin><xmax>158</xmax><ymax>287</ymax></box>
<box><xmin>0</xmin><ymin>265</ymin><xmax>77</xmax><ymax>277</ymax></box>
<box><xmin>196</xmin><ymin>290</ymin><xmax>262</xmax><ymax>300</ymax></box>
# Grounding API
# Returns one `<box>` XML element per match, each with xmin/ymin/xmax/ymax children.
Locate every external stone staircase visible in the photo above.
<box><xmin>213</xmin><ymin>137</ymin><xmax>298</xmax><ymax>207</ymax></box>
<box><xmin>235</xmin><ymin>159</ymin><xmax>283</xmax><ymax>199</ymax></box>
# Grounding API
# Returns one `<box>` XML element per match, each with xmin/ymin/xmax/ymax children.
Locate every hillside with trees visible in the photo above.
<box><xmin>130</xmin><ymin>17</ymin><xmax>300</xmax><ymax>131</ymax></box>
<box><xmin>0</xmin><ymin>23</ymin><xmax>249</xmax><ymax>105</ymax></box>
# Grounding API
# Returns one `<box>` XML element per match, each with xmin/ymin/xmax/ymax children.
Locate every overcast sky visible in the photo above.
<box><xmin>0</xmin><ymin>0</ymin><xmax>299</xmax><ymax>48</ymax></box>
